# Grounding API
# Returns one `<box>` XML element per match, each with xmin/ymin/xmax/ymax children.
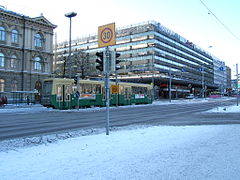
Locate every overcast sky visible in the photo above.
<box><xmin>2</xmin><ymin>0</ymin><xmax>240</xmax><ymax>71</ymax></box>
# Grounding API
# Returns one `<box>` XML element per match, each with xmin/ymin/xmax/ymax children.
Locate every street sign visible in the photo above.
<box><xmin>98</xmin><ymin>23</ymin><xmax>116</xmax><ymax>48</ymax></box>
<box><xmin>219</xmin><ymin>67</ymin><xmax>224</xmax><ymax>71</ymax></box>
<box><xmin>111</xmin><ymin>85</ymin><xmax>119</xmax><ymax>94</ymax></box>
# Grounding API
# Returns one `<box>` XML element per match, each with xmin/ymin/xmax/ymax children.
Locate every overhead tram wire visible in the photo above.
<box><xmin>199</xmin><ymin>0</ymin><xmax>240</xmax><ymax>41</ymax></box>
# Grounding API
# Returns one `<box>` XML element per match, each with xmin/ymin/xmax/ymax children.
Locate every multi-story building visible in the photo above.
<box><xmin>213</xmin><ymin>57</ymin><xmax>226</xmax><ymax>93</ymax></box>
<box><xmin>225</xmin><ymin>66</ymin><xmax>231</xmax><ymax>89</ymax></box>
<box><xmin>57</xmin><ymin>21</ymin><xmax>229</xmax><ymax>98</ymax></box>
<box><xmin>213</xmin><ymin>57</ymin><xmax>232</xmax><ymax>94</ymax></box>
<box><xmin>0</xmin><ymin>6</ymin><xmax>56</xmax><ymax>100</ymax></box>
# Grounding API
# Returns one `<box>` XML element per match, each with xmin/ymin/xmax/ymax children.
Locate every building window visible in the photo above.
<box><xmin>34</xmin><ymin>56</ymin><xmax>43</xmax><ymax>71</ymax></box>
<box><xmin>11</xmin><ymin>80</ymin><xmax>18</xmax><ymax>91</ymax></box>
<box><xmin>10</xmin><ymin>55</ymin><xmax>17</xmax><ymax>69</ymax></box>
<box><xmin>0</xmin><ymin>53</ymin><xmax>4</xmax><ymax>67</ymax></box>
<box><xmin>34</xmin><ymin>33</ymin><xmax>44</xmax><ymax>47</ymax></box>
<box><xmin>11</xmin><ymin>29</ymin><xmax>19</xmax><ymax>43</ymax></box>
<box><xmin>0</xmin><ymin>79</ymin><xmax>4</xmax><ymax>92</ymax></box>
<box><xmin>0</xmin><ymin>27</ymin><xmax>6</xmax><ymax>41</ymax></box>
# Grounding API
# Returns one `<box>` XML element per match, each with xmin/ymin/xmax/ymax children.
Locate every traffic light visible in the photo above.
<box><xmin>96</xmin><ymin>52</ymin><xmax>104</xmax><ymax>71</ymax></box>
<box><xmin>115</xmin><ymin>52</ymin><xmax>122</xmax><ymax>71</ymax></box>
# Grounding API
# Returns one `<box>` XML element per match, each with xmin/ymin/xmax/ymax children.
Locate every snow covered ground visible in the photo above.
<box><xmin>207</xmin><ymin>104</ymin><xmax>240</xmax><ymax>113</ymax></box>
<box><xmin>1</xmin><ymin>125</ymin><xmax>240</xmax><ymax>180</ymax></box>
<box><xmin>0</xmin><ymin>98</ymin><xmax>240</xmax><ymax>180</ymax></box>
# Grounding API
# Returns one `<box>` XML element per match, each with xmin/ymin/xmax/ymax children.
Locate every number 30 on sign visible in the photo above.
<box><xmin>98</xmin><ymin>23</ymin><xmax>116</xmax><ymax>48</ymax></box>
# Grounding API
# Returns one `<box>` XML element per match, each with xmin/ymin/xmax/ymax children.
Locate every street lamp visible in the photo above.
<box><xmin>169</xmin><ymin>67</ymin><xmax>172</xmax><ymax>102</ymax></box>
<box><xmin>201</xmin><ymin>66</ymin><xmax>205</xmax><ymax>98</ymax></box>
<box><xmin>65</xmin><ymin>11</ymin><xmax>77</xmax><ymax>78</ymax></box>
<box><xmin>198</xmin><ymin>65</ymin><xmax>205</xmax><ymax>98</ymax></box>
<box><xmin>219</xmin><ymin>65</ymin><xmax>225</xmax><ymax>96</ymax></box>
<box><xmin>151</xmin><ymin>47</ymin><xmax>155</xmax><ymax>100</ymax></box>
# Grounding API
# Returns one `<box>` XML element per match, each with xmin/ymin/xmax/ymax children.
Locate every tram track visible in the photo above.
<box><xmin>0</xmin><ymin>99</ymin><xmax>238</xmax><ymax>140</ymax></box>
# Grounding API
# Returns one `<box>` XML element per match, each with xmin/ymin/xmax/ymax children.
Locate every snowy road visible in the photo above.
<box><xmin>0</xmin><ymin>98</ymin><xmax>237</xmax><ymax>140</ymax></box>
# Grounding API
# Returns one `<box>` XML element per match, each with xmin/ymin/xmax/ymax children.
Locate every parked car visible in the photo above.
<box><xmin>185</xmin><ymin>94</ymin><xmax>194</xmax><ymax>99</ymax></box>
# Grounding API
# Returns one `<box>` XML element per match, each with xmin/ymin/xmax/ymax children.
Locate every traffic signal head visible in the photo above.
<box><xmin>116</xmin><ymin>59</ymin><xmax>121</xmax><ymax>64</ymax></box>
<box><xmin>115</xmin><ymin>52</ymin><xmax>121</xmax><ymax>59</ymax></box>
<box><xmin>96</xmin><ymin>52</ymin><xmax>104</xmax><ymax>58</ymax></box>
<box><xmin>96</xmin><ymin>52</ymin><xmax>104</xmax><ymax>71</ymax></box>
<box><xmin>115</xmin><ymin>52</ymin><xmax>122</xmax><ymax>71</ymax></box>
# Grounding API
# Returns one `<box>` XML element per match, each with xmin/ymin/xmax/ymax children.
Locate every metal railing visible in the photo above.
<box><xmin>0</xmin><ymin>91</ymin><xmax>39</xmax><ymax>105</ymax></box>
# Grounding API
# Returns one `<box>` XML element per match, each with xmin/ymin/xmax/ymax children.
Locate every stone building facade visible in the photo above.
<box><xmin>0</xmin><ymin>7</ymin><xmax>56</xmax><ymax>96</ymax></box>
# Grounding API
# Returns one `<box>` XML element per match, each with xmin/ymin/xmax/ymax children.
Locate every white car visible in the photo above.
<box><xmin>185</xmin><ymin>94</ymin><xmax>194</xmax><ymax>99</ymax></box>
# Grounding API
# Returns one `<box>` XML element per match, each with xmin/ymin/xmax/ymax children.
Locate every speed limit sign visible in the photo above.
<box><xmin>98</xmin><ymin>23</ymin><xmax>116</xmax><ymax>48</ymax></box>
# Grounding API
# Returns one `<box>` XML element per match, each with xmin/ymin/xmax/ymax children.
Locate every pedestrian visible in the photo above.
<box><xmin>4</xmin><ymin>96</ymin><xmax>7</xmax><ymax>104</ymax></box>
<box><xmin>75</xmin><ymin>91</ymin><xmax>80</xmax><ymax>98</ymax></box>
<box><xmin>1</xmin><ymin>96</ymin><xmax>6</xmax><ymax>107</ymax></box>
<box><xmin>0</xmin><ymin>96</ymin><xmax>2</xmax><ymax>107</ymax></box>
<box><xmin>27</xmin><ymin>96</ymin><xmax>30</xmax><ymax>105</ymax></box>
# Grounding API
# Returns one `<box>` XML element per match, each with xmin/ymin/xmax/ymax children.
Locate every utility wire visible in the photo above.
<box><xmin>199</xmin><ymin>0</ymin><xmax>240</xmax><ymax>40</ymax></box>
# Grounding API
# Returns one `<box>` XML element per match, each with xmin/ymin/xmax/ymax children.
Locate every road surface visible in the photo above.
<box><xmin>0</xmin><ymin>99</ymin><xmax>238</xmax><ymax>140</ymax></box>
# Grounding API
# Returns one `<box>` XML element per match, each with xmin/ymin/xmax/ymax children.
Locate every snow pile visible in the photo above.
<box><xmin>207</xmin><ymin>105</ymin><xmax>240</xmax><ymax>113</ymax></box>
<box><xmin>0</xmin><ymin>127</ymin><xmax>106</xmax><ymax>152</ymax></box>
<box><xmin>1</xmin><ymin>125</ymin><xmax>240</xmax><ymax>180</ymax></box>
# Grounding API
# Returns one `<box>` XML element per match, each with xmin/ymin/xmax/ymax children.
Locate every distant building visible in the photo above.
<box><xmin>57</xmin><ymin>20</ymin><xmax>230</xmax><ymax>98</ymax></box>
<box><xmin>0</xmin><ymin>7</ymin><xmax>56</xmax><ymax>98</ymax></box>
<box><xmin>231</xmin><ymin>79</ymin><xmax>240</xmax><ymax>93</ymax></box>
<box><xmin>225</xmin><ymin>66</ymin><xmax>231</xmax><ymax>89</ymax></box>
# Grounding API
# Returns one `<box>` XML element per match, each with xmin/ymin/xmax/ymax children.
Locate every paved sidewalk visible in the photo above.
<box><xmin>0</xmin><ymin>103</ymin><xmax>42</xmax><ymax>109</ymax></box>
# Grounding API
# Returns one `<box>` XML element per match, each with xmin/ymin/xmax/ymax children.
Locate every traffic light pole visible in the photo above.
<box><xmin>115</xmin><ymin>70</ymin><xmax>118</xmax><ymax>107</ymax></box>
<box><xmin>105</xmin><ymin>46</ymin><xmax>110</xmax><ymax>135</ymax></box>
<box><xmin>236</xmin><ymin>63</ymin><xmax>239</xmax><ymax>106</ymax></box>
<box><xmin>77</xmin><ymin>73</ymin><xmax>80</xmax><ymax>110</ymax></box>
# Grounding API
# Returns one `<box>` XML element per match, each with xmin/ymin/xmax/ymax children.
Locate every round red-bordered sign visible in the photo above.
<box><xmin>101</xmin><ymin>28</ymin><xmax>113</xmax><ymax>43</ymax></box>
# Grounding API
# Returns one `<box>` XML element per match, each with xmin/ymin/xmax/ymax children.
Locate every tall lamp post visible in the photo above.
<box><xmin>169</xmin><ymin>68</ymin><xmax>172</xmax><ymax>102</ymax></box>
<box><xmin>151</xmin><ymin>48</ymin><xmax>155</xmax><ymax>100</ymax></box>
<box><xmin>202</xmin><ymin>66</ymin><xmax>204</xmax><ymax>98</ymax></box>
<box><xmin>65</xmin><ymin>12</ymin><xmax>77</xmax><ymax>79</ymax></box>
<box><xmin>219</xmin><ymin>66</ymin><xmax>225</xmax><ymax>96</ymax></box>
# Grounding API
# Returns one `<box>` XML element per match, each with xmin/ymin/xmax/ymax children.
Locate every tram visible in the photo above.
<box><xmin>41</xmin><ymin>78</ymin><xmax>153</xmax><ymax>109</ymax></box>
